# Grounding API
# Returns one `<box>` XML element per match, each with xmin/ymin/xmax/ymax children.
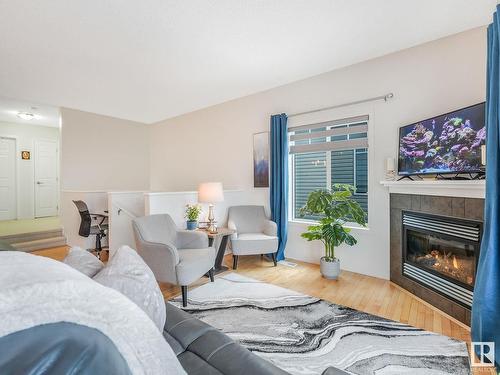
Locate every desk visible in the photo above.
<box><xmin>198</xmin><ymin>228</ymin><xmax>235</xmax><ymax>274</ymax></box>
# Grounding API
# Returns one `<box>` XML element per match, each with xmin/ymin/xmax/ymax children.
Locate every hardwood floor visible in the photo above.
<box><xmin>33</xmin><ymin>246</ymin><xmax>69</xmax><ymax>261</ymax></box>
<box><xmin>33</xmin><ymin>246</ymin><xmax>494</xmax><ymax>374</ymax></box>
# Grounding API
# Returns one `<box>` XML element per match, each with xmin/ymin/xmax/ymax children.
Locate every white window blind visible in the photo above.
<box><xmin>289</xmin><ymin>115</ymin><xmax>368</xmax><ymax>154</ymax></box>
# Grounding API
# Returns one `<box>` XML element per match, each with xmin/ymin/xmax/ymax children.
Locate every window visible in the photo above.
<box><xmin>290</xmin><ymin>115</ymin><xmax>369</xmax><ymax>222</ymax></box>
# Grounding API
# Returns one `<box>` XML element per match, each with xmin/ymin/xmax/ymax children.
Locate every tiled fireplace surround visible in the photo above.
<box><xmin>390</xmin><ymin>193</ymin><xmax>484</xmax><ymax>325</ymax></box>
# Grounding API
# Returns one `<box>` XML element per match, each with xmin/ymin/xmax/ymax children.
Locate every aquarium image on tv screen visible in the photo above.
<box><xmin>398</xmin><ymin>103</ymin><xmax>486</xmax><ymax>176</ymax></box>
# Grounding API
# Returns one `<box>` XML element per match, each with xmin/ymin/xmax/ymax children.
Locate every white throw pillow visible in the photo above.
<box><xmin>0</xmin><ymin>251</ymin><xmax>185</xmax><ymax>375</ymax></box>
<box><xmin>63</xmin><ymin>247</ymin><xmax>104</xmax><ymax>278</ymax></box>
<box><xmin>93</xmin><ymin>245</ymin><xmax>166</xmax><ymax>331</ymax></box>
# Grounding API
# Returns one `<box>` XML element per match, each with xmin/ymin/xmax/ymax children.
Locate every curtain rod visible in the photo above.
<box><xmin>288</xmin><ymin>92</ymin><xmax>394</xmax><ymax>118</ymax></box>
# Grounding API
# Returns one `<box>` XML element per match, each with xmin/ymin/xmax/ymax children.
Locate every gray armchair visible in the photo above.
<box><xmin>132</xmin><ymin>214</ymin><xmax>215</xmax><ymax>307</ymax></box>
<box><xmin>228</xmin><ymin>205</ymin><xmax>279</xmax><ymax>269</ymax></box>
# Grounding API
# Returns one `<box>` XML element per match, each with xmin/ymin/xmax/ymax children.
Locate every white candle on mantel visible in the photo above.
<box><xmin>481</xmin><ymin>145</ymin><xmax>486</xmax><ymax>166</ymax></box>
<box><xmin>386</xmin><ymin>157</ymin><xmax>395</xmax><ymax>172</ymax></box>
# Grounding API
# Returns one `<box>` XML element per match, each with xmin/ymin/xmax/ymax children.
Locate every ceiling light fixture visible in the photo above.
<box><xmin>17</xmin><ymin>111</ymin><xmax>35</xmax><ymax>120</ymax></box>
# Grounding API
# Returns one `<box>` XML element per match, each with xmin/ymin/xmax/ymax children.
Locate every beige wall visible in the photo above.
<box><xmin>148</xmin><ymin>28</ymin><xmax>487</xmax><ymax>279</ymax></box>
<box><xmin>60</xmin><ymin>108</ymin><xmax>149</xmax><ymax>191</ymax></box>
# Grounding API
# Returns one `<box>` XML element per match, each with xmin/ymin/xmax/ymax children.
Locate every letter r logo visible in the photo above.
<box><xmin>471</xmin><ymin>342</ymin><xmax>495</xmax><ymax>367</ymax></box>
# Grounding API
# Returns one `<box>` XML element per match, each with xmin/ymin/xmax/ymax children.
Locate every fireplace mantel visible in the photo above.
<box><xmin>380</xmin><ymin>180</ymin><xmax>485</xmax><ymax>199</ymax></box>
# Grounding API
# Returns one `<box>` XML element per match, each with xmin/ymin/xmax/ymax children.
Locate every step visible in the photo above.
<box><xmin>12</xmin><ymin>236</ymin><xmax>67</xmax><ymax>252</ymax></box>
<box><xmin>0</xmin><ymin>228</ymin><xmax>64</xmax><ymax>245</ymax></box>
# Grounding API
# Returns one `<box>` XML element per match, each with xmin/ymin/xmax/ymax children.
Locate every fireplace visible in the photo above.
<box><xmin>402</xmin><ymin>211</ymin><xmax>481</xmax><ymax>308</ymax></box>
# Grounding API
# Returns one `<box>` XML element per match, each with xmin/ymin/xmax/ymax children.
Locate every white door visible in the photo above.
<box><xmin>35</xmin><ymin>139</ymin><xmax>59</xmax><ymax>218</ymax></box>
<box><xmin>0</xmin><ymin>137</ymin><xmax>16</xmax><ymax>220</ymax></box>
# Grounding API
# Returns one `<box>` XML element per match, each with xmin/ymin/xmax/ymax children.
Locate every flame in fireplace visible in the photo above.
<box><xmin>412</xmin><ymin>249</ymin><xmax>474</xmax><ymax>287</ymax></box>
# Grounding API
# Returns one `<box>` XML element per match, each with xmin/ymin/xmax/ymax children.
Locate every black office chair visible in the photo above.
<box><xmin>73</xmin><ymin>200</ymin><xmax>109</xmax><ymax>259</ymax></box>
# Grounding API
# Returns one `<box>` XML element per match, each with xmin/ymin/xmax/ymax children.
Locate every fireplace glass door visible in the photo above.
<box><xmin>405</xmin><ymin>229</ymin><xmax>476</xmax><ymax>289</ymax></box>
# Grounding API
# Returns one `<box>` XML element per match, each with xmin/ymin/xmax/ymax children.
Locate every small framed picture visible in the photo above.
<box><xmin>21</xmin><ymin>151</ymin><xmax>31</xmax><ymax>160</ymax></box>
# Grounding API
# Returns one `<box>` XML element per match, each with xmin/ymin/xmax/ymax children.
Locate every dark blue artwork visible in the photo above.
<box><xmin>253</xmin><ymin>132</ymin><xmax>269</xmax><ymax>187</ymax></box>
<box><xmin>398</xmin><ymin>103</ymin><xmax>486</xmax><ymax>175</ymax></box>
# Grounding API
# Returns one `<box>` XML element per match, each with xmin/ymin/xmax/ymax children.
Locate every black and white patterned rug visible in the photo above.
<box><xmin>170</xmin><ymin>273</ymin><xmax>470</xmax><ymax>375</ymax></box>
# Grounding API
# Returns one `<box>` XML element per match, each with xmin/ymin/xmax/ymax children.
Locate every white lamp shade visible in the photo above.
<box><xmin>198</xmin><ymin>182</ymin><xmax>224</xmax><ymax>203</ymax></box>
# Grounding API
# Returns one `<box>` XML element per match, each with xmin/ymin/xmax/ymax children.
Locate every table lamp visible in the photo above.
<box><xmin>198</xmin><ymin>182</ymin><xmax>224</xmax><ymax>234</ymax></box>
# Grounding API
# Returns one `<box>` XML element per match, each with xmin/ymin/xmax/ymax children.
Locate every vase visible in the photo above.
<box><xmin>320</xmin><ymin>257</ymin><xmax>340</xmax><ymax>280</ymax></box>
<box><xmin>186</xmin><ymin>220</ymin><xmax>198</xmax><ymax>230</ymax></box>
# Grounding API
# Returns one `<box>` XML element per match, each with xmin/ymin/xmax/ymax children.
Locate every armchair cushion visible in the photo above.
<box><xmin>176</xmin><ymin>247</ymin><xmax>216</xmax><ymax>286</ymax></box>
<box><xmin>231</xmin><ymin>234</ymin><xmax>278</xmax><ymax>256</ymax></box>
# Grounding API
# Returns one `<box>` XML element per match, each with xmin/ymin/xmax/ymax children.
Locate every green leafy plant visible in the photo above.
<box><xmin>299</xmin><ymin>184</ymin><xmax>367</xmax><ymax>261</ymax></box>
<box><xmin>185</xmin><ymin>204</ymin><xmax>202</xmax><ymax>221</ymax></box>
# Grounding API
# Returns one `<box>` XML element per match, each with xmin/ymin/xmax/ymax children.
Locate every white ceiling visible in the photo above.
<box><xmin>0</xmin><ymin>0</ymin><xmax>495</xmax><ymax>124</ymax></box>
<box><xmin>0</xmin><ymin>97</ymin><xmax>60</xmax><ymax>127</ymax></box>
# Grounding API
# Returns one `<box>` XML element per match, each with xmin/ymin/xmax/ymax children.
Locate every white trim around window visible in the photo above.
<box><xmin>288</xmin><ymin>111</ymin><xmax>374</xmax><ymax>229</ymax></box>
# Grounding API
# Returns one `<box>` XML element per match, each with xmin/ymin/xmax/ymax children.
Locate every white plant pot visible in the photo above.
<box><xmin>320</xmin><ymin>257</ymin><xmax>340</xmax><ymax>280</ymax></box>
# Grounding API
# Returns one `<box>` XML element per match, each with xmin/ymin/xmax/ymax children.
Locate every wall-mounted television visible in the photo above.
<box><xmin>398</xmin><ymin>102</ymin><xmax>486</xmax><ymax>176</ymax></box>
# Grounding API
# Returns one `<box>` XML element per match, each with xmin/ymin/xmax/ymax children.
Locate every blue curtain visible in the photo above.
<box><xmin>471</xmin><ymin>6</ymin><xmax>500</xmax><ymax>370</ymax></box>
<box><xmin>270</xmin><ymin>113</ymin><xmax>288</xmax><ymax>261</ymax></box>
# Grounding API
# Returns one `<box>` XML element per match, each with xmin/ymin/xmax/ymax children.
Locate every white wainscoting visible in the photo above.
<box><xmin>145</xmin><ymin>189</ymin><xmax>269</xmax><ymax>229</ymax></box>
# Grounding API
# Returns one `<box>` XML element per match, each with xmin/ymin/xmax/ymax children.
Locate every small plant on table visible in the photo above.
<box><xmin>185</xmin><ymin>204</ymin><xmax>203</xmax><ymax>230</ymax></box>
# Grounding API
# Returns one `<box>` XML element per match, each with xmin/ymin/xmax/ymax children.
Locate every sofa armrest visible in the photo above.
<box><xmin>177</xmin><ymin>230</ymin><xmax>209</xmax><ymax>249</ymax></box>
<box><xmin>263</xmin><ymin>220</ymin><xmax>277</xmax><ymax>237</ymax></box>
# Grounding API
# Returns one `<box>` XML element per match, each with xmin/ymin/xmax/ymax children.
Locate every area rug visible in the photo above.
<box><xmin>169</xmin><ymin>273</ymin><xmax>470</xmax><ymax>375</ymax></box>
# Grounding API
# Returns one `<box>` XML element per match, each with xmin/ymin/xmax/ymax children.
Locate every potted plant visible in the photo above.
<box><xmin>299</xmin><ymin>184</ymin><xmax>367</xmax><ymax>280</ymax></box>
<box><xmin>185</xmin><ymin>204</ymin><xmax>202</xmax><ymax>230</ymax></box>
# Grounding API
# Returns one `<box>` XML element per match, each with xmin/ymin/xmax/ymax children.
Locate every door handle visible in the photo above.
<box><xmin>36</xmin><ymin>181</ymin><xmax>43</xmax><ymax>185</ymax></box>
